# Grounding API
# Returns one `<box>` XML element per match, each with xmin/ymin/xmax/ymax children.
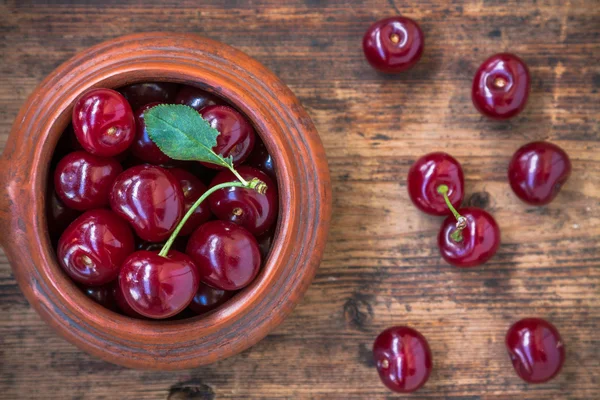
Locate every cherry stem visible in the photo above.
<box><xmin>159</xmin><ymin>178</ymin><xmax>266</xmax><ymax>257</ymax></box>
<box><xmin>437</xmin><ymin>184</ymin><xmax>466</xmax><ymax>243</ymax></box>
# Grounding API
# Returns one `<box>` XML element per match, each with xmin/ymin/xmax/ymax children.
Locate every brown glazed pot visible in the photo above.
<box><xmin>0</xmin><ymin>33</ymin><xmax>331</xmax><ymax>369</ymax></box>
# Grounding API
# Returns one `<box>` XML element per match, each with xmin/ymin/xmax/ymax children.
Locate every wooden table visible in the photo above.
<box><xmin>1</xmin><ymin>1</ymin><xmax>598</xmax><ymax>398</ymax></box>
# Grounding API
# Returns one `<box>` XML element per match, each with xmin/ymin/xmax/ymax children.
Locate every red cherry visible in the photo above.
<box><xmin>186</xmin><ymin>221</ymin><xmax>261</xmax><ymax>291</ymax></box>
<box><xmin>54</xmin><ymin>151</ymin><xmax>122</xmax><ymax>211</ymax></box>
<box><xmin>245</xmin><ymin>139</ymin><xmax>276</xmax><ymax>180</ymax></box>
<box><xmin>472</xmin><ymin>53</ymin><xmax>530</xmax><ymax>119</ymax></box>
<box><xmin>408</xmin><ymin>152</ymin><xmax>464</xmax><ymax>216</ymax></box>
<box><xmin>118</xmin><ymin>250</ymin><xmax>200</xmax><ymax>319</ymax></box>
<box><xmin>119</xmin><ymin>82</ymin><xmax>179</xmax><ymax>111</ymax></box>
<box><xmin>46</xmin><ymin>184</ymin><xmax>81</xmax><ymax>241</ymax></box>
<box><xmin>81</xmin><ymin>282</ymin><xmax>119</xmax><ymax>312</ymax></box>
<box><xmin>175</xmin><ymin>86</ymin><xmax>222</xmax><ymax>111</ymax></box>
<box><xmin>131</xmin><ymin>102</ymin><xmax>173</xmax><ymax>164</ymax></box>
<box><xmin>199</xmin><ymin>105</ymin><xmax>255</xmax><ymax>169</ymax></box>
<box><xmin>209</xmin><ymin>166</ymin><xmax>278</xmax><ymax>236</ymax></box>
<box><xmin>438</xmin><ymin>207</ymin><xmax>500</xmax><ymax>267</ymax></box>
<box><xmin>506</xmin><ymin>318</ymin><xmax>565</xmax><ymax>384</ymax></box>
<box><xmin>373</xmin><ymin>326</ymin><xmax>432</xmax><ymax>393</ymax></box>
<box><xmin>57</xmin><ymin>210</ymin><xmax>134</xmax><ymax>286</ymax></box>
<box><xmin>114</xmin><ymin>283</ymin><xmax>145</xmax><ymax>318</ymax></box>
<box><xmin>72</xmin><ymin>88</ymin><xmax>135</xmax><ymax>156</ymax></box>
<box><xmin>508</xmin><ymin>141</ymin><xmax>571</xmax><ymax>206</ymax></box>
<box><xmin>363</xmin><ymin>17</ymin><xmax>424</xmax><ymax>73</ymax></box>
<box><xmin>169</xmin><ymin>168</ymin><xmax>212</xmax><ymax>235</ymax></box>
<box><xmin>110</xmin><ymin>165</ymin><xmax>185</xmax><ymax>242</ymax></box>
<box><xmin>188</xmin><ymin>282</ymin><xmax>234</xmax><ymax>315</ymax></box>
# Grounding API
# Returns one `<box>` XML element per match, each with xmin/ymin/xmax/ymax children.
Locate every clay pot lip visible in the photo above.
<box><xmin>1</xmin><ymin>32</ymin><xmax>331</xmax><ymax>369</ymax></box>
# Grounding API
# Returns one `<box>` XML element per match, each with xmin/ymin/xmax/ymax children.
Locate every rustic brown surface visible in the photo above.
<box><xmin>0</xmin><ymin>0</ymin><xmax>599</xmax><ymax>399</ymax></box>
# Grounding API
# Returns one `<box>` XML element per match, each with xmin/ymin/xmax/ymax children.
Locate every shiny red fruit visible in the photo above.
<box><xmin>407</xmin><ymin>152</ymin><xmax>464</xmax><ymax>216</ymax></box>
<box><xmin>72</xmin><ymin>88</ymin><xmax>135</xmax><ymax>156</ymax></box>
<box><xmin>110</xmin><ymin>165</ymin><xmax>185</xmax><ymax>242</ymax></box>
<box><xmin>54</xmin><ymin>151</ymin><xmax>122</xmax><ymax>211</ymax></box>
<box><xmin>506</xmin><ymin>318</ymin><xmax>565</xmax><ymax>384</ymax></box>
<box><xmin>46</xmin><ymin>184</ymin><xmax>80</xmax><ymax>241</ymax></box>
<box><xmin>169</xmin><ymin>168</ymin><xmax>212</xmax><ymax>235</ymax></box>
<box><xmin>188</xmin><ymin>282</ymin><xmax>234</xmax><ymax>315</ymax></box>
<box><xmin>472</xmin><ymin>53</ymin><xmax>530</xmax><ymax>119</ymax></box>
<box><xmin>438</xmin><ymin>207</ymin><xmax>500</xmax><ymax>267</ymax></box>
<box><xmin>186</xmin><ymin>221</ymin><xmax>261</xmax><ymax>291</ymax></box>
<box><xmin>118</xmin><ymin>250</ymin><xmax>200</xmax><ymax>319</ymax></box>
<box><xmin>175</xmin><ymin>86</ymin><xmax>222</xmax><ymax>111</ymax></box>
<box><xmin>114</xmin><ymin>283</ymin><xmax>144</xmax><ymax>318</ymax></box>
<box><xmin>373</xmin><ymin>326</ymin><xmax>432</xmax><ymax>393</ymax></box>
<box><xmin>209</xmin><ymin>166</ymin><xmax>278</xmax><ymax>236</ymax></box>
<box><xmin>81</xmin><ymin>283</ymin><xmax>119</xmax><ymax>312</ymax></box>
<box><xmin>57</xmin><ymin>210</ymin><xmax>134</xmax><ymax>286</ymax></box>
<box><xmin>363</xmin><ymin>17</ymin><xmax>424</xmax><ymax>73</ymax></box>
<box><xmin>508</xmin><ymin>141</ymin><xmax>571</xmax><ymax>206</ymax></box>
<box><xmin>131</xmin><ymin>102</ymin><xmax>173</xmax><ymax>164</ymax></box>
<box><xmin>245</xmin><ymin>139</ymin><xmax>276</xmax><ymax>180</ymax></box>
<box><xmin>199</xmin><ymin>105</ymin><xmax>255</xmax><ymax>169</ymax></box>
<box><xmin>119</xmin><ymin>82</ymin><xmax>179</xmax><ymax>111</ymax></box>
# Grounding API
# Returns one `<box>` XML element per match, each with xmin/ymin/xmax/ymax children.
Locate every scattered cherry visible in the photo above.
<box><xmin>175</xmin><ymin>86</ymin><xmax>222</xmax><ymax>111</ymax></box>
<box><xmin>81</xmin><ymin>283</ymin><xmax>119</xmax><ymax>312</ymax></box>
<box><xmin>245</xmin><ymin>139</ymin><xmax>276</xmax><ymax>180</ymax></box>
<box><xmin>131</xmin><ymin>102</ymin><xmax>173</xmax><ymax>164</ymax></box>
<box><xmin>472</xmin><ymin>53</ymin><xmax>530</xmax><ymax>119</ymax></box>
<box><xmin>408</xmin><ymin>152</ymin><xmax>464</xmax><ymax>216</ymax></box>
<box><xmin>110</xmin><ymin>165</ymin><xmax>184</xmax><ymax>242</ymax></box>
<box><xmin>209</xmin><ymin>166</ymin><xmax>278</xmax><ymax>236</ymax></box>
<box><xmin>199</xmin><ymin>105</ymin><xmax>256</xmax><ymax>168</ymax></box>
<box><xmin>169</xmin><ymin>168</ymin><xmax>212</xmax><ymax>235</ymax></box>
<box><xmin>119</xmin><ymin>82</ymin><xmax>179</xmax><ymax>111</ymax></box>
<box><xmin>363</xmin><ymin>17</ymin><xmax>424</xmax><ymax>73</ymax></box>
<box><xmin>508</xmin><ymin>141</ymin><xmax>571</xmax><ymax>206</ymax></box>
<box><xmin>118</xmin><ymin>250</ymin><xmax>199</xmax><ymax>319</ymax></box>
<box><xmin>506</xmin><ymin>318</ymin><xmax>565</xmax><ymax>384</ymax></box>
<box><xmin>186</xmin><ymin>221</ymin><xmax>261</xmax><ymax>291</ymax></box>
<box><xmin>57</xmin><ymin>209</ymin><xmax>134</xmax><ymax>286</ymax></box>
<box><xmin>373</xmin><ymin>326</ymin><xmax>432</xmax><ymax>393</ymax></box>
<box><xmin>46</xmin><ymin>184</ymin><xmax>80</xmax><ymax>241</ymax></box>
<box><xmin>188</xmin><ymin>282</ymin><xmax>234</xmax><ymax>315</ymax></box>
<box><xmin>72</xmin><ymin>88</ymin><xmax>135</xmax><ymax>156</ymax></box>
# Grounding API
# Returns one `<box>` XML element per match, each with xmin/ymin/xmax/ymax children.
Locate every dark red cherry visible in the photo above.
<box><xmin>506</xmin><ymin>318</ymin><xmax>565</xmax><ymax>384</ymax></box>
<box><xmin>54</xmin><ymin>151</ymin><xmax>122</xmax><ymax>211</ymax></box>
<box><xmin>363</xmin><ymin>17</ymin><xmax>424</xmax><ymax>73</ymax></box>
<box><xmin>472</xmin><ymin>53</ymin><xmax>530</xmax><ymax>119</ymax></box>
<box><xmin>199</xmin><ymin>105</ymin><xmax>256</xmax><ymax>169</ymax></box>
<box><xmin>130</xmin><ymin>102</ymin><xmax>173</xmax><ymax>164</ymax></box>
<box><xmin>118</xmin><ymin>250</ymin><xmax>200</xmax><ymax>319</ymax></box>
<box><xmin>110</xmin><ymin>165</ymin><xmax>185</xmax><ymax>242</ymax></box>
<box><xmin>188</xmin><ymin>282</ymin><xmax>234</xmax><ymax>315</ymax></box>
<box><xmin>46</xmin><ymin>184</ymin><xmax>81</xmax><ymax>241</ymax></box>
<box><xmin>57</xmin><ymin>210</ymin><xmax>134</xmax><ymax>286</ymax></box>
<box><xmin>438</xmin><ymin>207</ymin><xmax>500</xmax><ymax>268</ymax></box>
<box><xmin>175</xmin><ymin>86</ymin><xmax>222</xmax><ymax>111</ymax></box>
<box><xmin>209</xmin><ymin>166</ymin><xmax>278</xmax><ymax>236</ymax></box>
<box><xmin>81</xmin><ymin>283</ymin><xmax>119</xmax><ymax>312</ymax></box>
<box><xmin>119</xmin><ymin>82</ymin><xmax>179</xmax><ymax>111</ymax></box>
<box><xmin>373</xmin><ymin>326</ymin><xmax>432</xmax><ymax>393</ymax></box>
<box><xmin>186</xmin><ymin>221</ymin><xmax>261</xmax><ymax>291</ymax></box>
<box><xmin>72</xmin><ymin>88</ymin><xmax>135</xmax><ymax>157</ymax></box>
<box><xmin>245</xmin><ymin>139</ymin><xmax>276</xmax><ymax>180</ymax></box>
<box><xmin>508</xmin><ymin>141</ymin><xmax>571</xmax><ymax>206</ymax></box>
<box><xmin>114</xmin><ymin>283</ymin><xmax>145</xmax><ymax>318</ymax></box>
<box><xmin>408</xmin><ymin>152</ymin><xmax>464</xmax><ymax>216</ymax></box>
<box><xmin>169</xmin><ymin>168</ymin><xmax>212</xmax><ymax>235</ymax></box>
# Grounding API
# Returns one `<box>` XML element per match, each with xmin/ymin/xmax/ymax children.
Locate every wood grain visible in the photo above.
<box><xmin>1</xmin><ymin>0</ymin><xmax>598</xmax><ymax>398</ymax></box>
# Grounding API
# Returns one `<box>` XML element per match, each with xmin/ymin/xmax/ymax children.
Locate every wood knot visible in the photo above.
<box><xmin>168</xmin><ymin>380</ymin><xmax>215</xmax><ymax>400</ymax></box>
<box><xmin>468</xmin><ymin>191</ymin><xmax>490</xmax><ymax>209</ymax></box>
<box><xmin>343</xmin><ymin>294</ymin><xmax>374</xmax><ymax>331</ymax></box>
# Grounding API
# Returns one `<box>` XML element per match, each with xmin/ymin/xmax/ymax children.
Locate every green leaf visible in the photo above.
<box><xmin>144</xmin><ymin>104</ymin><xmax>233</xmax><ymax>169</ymax></box>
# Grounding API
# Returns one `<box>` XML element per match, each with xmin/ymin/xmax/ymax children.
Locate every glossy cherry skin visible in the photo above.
<box><xmin>199</xmin><ymin>105</ymin><xmax>256</xmax><ymax>169</ymax></box>
<box><xmin>169</xmin><ymin>168</ymin><xmax>212</xmax><ymax>235</ymax></box>
<box><xmin>46</xmin><ymin>184</ymin><xmax>81</xmax><ymax>241</ymax></box>
<box><xmin>114</xmin><ymin>283</ymin><xmax>145</xmax><ymax>318</ymax></box>
<box><xmin>209</xmin><ymin>166</ymin><xmax>278</xmax><ymax>236</ymax></box>
<box><xmin>408</xmin><ymin>152</ymin><xmax>464</xmax><ymax>216</ymax></box>
<box><xmin>131</xmin><ymin>102</ymin><xmax>173</xmax><ymax>164</ymax></box>
<box><xmin>508</xmin><ymin>142</ymin><xmax>571</xmax><ymax>206</ymax></box>
<box><xmin>119</xmin><ymin>82</ymin><xmax>179</xmax><ymax>111</ymax></box>
<box><xmin>186</xmin><ymin>221</ymin><xmax>261</xmax><ymax>291</ymax></box>
<box><xmin>506</xmin><ymin>318</ymin><xmax>565</xmax><ymax>384</ymax></box>
<box><xmin>245</xmin><ymin>139</ymin><xmax>276</xmax><ymax>180</ymax></box>
<box><xmin>57</xmin><ymin>210</ymin><xmax>135</xmax><ymax>286</ymax></box>
<box><xmin>438</xmin><ymin>207</ymin><xmax>500</xmax><ymax>267</ymax></box>
<box><xmin>188</xmin><ymin>282</ymin><xmax>234</xmax><ymax>315</ymax></box>
<box><xmin>54</xmin><ymin>151</ymin><xmax>122</xmax><ymax>211</ymax></box>
<box><xmin>373</xmin><ymin>326</ymin><xmax>432</xmax><ymax>393</ymax></box>
<box><xmin>72</xmin><ymin>88</ymin><xmax>136</xmax><ymax>157</ymax></box>
<box><xmin>175</xmin><ymin>86</ymin><xmax>222</xmax><ymax>111</ymax></box>
<box><xmin>110</xmin><ymin>165</ymin><xmax>185</xmax><ymax>242</ymax></box>
<box><xmin>118</xmin><ymin>250</ymin><xmax>200</xmax><ymax>319</ymax></box>
<box><xmin>472</xmin><ymin>53</ymin><xmax>530</xmax><ymax>119</ymax></box>
<box><xmin>81</xmin><ymin>283</ymin><xmax>119</xmax><ymax>312</ymax></box>
<box><xmin>363</xmin><ymin>17</ymin><xmax>424</xmax><ymax>73</ymax></box>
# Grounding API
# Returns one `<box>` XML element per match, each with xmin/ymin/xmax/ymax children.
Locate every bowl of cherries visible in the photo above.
<box><xmin>0</xmin><ymin>33</ymin><xmax>331</xmax><ymax>369</ymax></box>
